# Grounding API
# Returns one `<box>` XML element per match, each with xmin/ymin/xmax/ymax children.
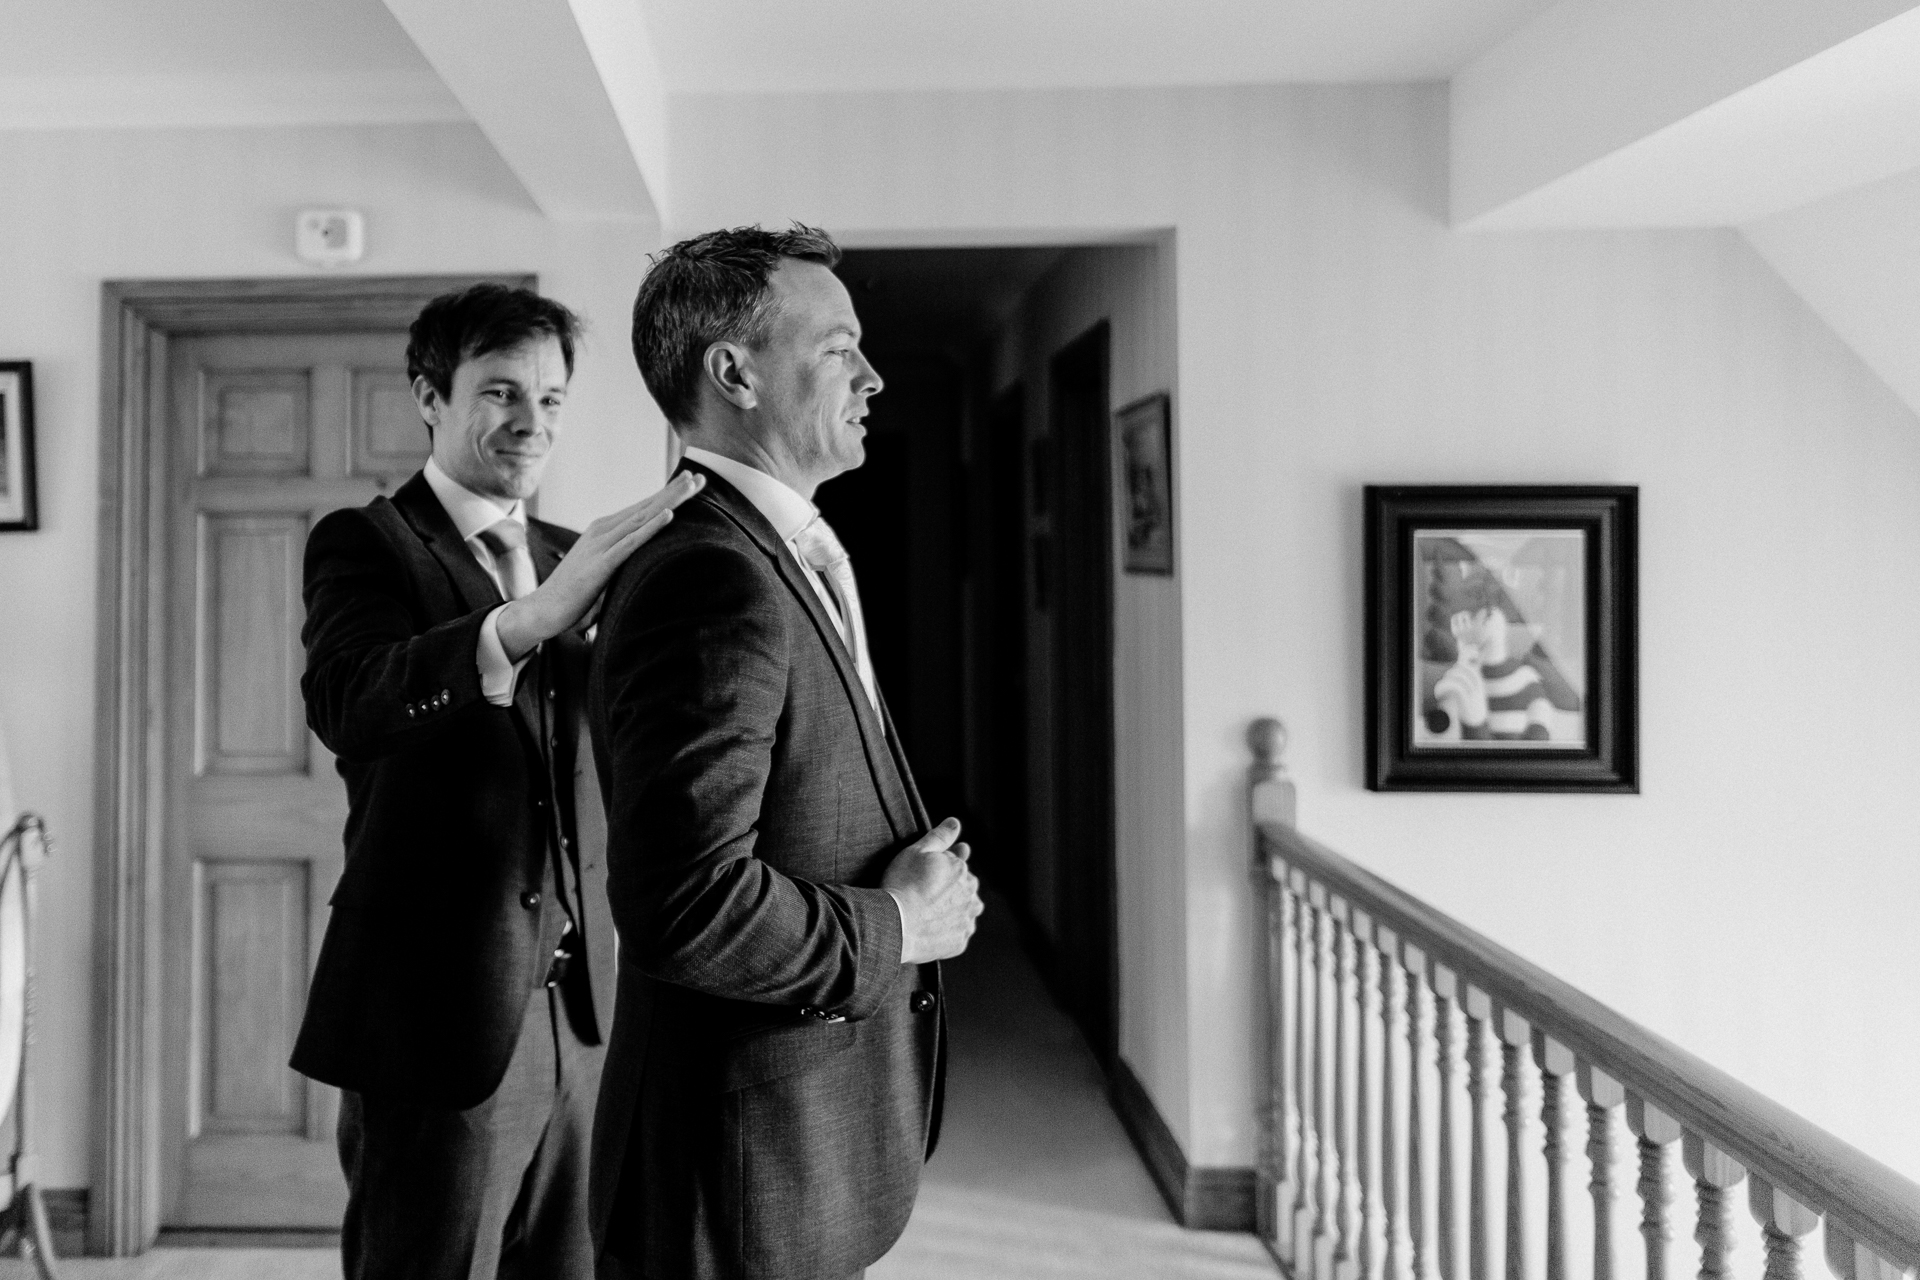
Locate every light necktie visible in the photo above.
<box><xmin>792</xmin><ymin>515</ymin><xmax>880</xmax><ymax>713</ymax></box>
<box><xmin>477</xmin><ymin>518</ymin><xmax>537</xmax><ymax>602</ymax></box>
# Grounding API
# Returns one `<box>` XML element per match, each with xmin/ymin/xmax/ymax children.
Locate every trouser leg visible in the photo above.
<box><xmin>499</xmin><ymin>991</ymin><xmax>603</xmax><ymax>1280</ymax></box>
<box><xmin>337</xmin><ymin>990</ymin><xmax>562</xmax><ymax>1280</ymax></box>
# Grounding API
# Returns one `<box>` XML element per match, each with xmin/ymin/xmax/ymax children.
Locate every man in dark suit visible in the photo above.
<box><xmin>294</xmin><ymin>283</ymin><xmax>703</xmax><ymax>1279</ymax></box>
<box><xmin>588</xmin><ymin>225</ymin><xmax>985</xmax><ymax>1280</ymax></box>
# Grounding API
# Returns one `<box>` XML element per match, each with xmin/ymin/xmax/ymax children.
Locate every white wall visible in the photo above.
<box><xmin>1744</xmin><ymin>164</ymin><xmax>1920</xmax><ymax>419</ymax></box>
<box><xmin>985</xmin><ymin>243</ymin><xmax>1189</xmax><ymax>1134</ymax></box>
<box><xmin>671</xmin><ymin>83</ymin><xmax>1920</xmax><ymax>1178</ymax></box>
<box><xmin>0</xmin><ymin>121</ymin><xmax>669</xmax><ymax>1188</ymax></box>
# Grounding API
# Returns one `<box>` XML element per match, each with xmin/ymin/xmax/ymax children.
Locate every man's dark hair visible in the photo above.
<box><xmin>630</xmin><ymin>223</ymin><xmax>842</xmax><ymax>428</ymax></box>
<box><xmin>406</xmin><ymin>283</ymin><xmax>583</xmax><ymax>418</ymax></box>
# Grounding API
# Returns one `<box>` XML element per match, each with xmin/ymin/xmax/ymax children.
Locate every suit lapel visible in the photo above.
<box><xmin>877</xmin><ymin>689</ymin><xmax>930</xmax><ymax>830</ymax></box>
<box><xmin>392</xmin><ymin>472</ymin><xmax>505</xmax><ymax>616</ymax></box>
<box><xmin>394</xmin><ymin>471</ymin><xmax>547</xmax><ymax>752</ymax></box>
<box><xmin>686</xmin><ymin>462</ymin><xmax>918</xmax><ymax>839</ymax></box>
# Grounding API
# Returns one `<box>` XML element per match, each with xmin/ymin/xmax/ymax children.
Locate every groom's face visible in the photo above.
<box><xmin>748</xmin><ymin>260</ymin><xmax>883</xmax><ymax>487</ymax></box>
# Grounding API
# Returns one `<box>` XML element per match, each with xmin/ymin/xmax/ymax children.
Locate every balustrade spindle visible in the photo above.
<box><xmin>1380</xmin><ymin>926</ymin><xmax>1406</xmax><ymax>1280</ymax></box>
<box><xmin>1627</xmin><ymin>1097</ymin><xmax>1683</xmax><ymax>1280</ymax></box>
<box><xmin>1534</xmin><ymin>1036</ymin><xmax>1575</xmax><ymax>1280</ymax></box>
<box><xmin>1465</xmin><ymin>988</ymin><xmax>1494</xmax><ymax>1280</ymax></box>
<box><xmin>1356</xmin><ymin>915</ymin><xmax>1379</xmax><ymax>1280</ymax></box>
<box><xmin>1498</xmin><ymin>1010</ymin><xmax>1532</xmax><ymax>1280</ymax></box>
<box><xmin>1406</xmin><ymin>945</ymin><xmax>1431</xmax><ymax>1280</ymax></box>
<box><xmin>1330</xmin><ymin>902</ymin><xmax>1358</xmax><ymax>1280</ymax></box>
<box><xmin>1748</xmin><ymin>1178</ymin><xmax>1819</xmax><ymax>1280</ymax></box>
<box><xmin>1293</xmin><ymin>869</ymin><xmax>1318</xmax><ymax>1272</ymax></box>
<box><xmin>1270</xmin><ymin>862</ymin><xmax>1299</xmax><ymax>1252</ymax></box>
<box><xmin>1683</xmin><ymin>1134</ymin><xmax>1746</xmax><ymax>1280</ymax></box>
<box><xmin>1312</xmin><ymin>883</ymin><xmax>1337</xmax><ymax>1270</ymax></box>
<box><xmin>1824</xmin><ymin>1225</ymin><xmax>1911</xmax><ymax>1280</ymax></box>
<box><xmin>1434</xmin><ymin>968</ymin><xmax>1461</xmax><ymax>1280</ymax></box>
<box><xmin>1575</xmin><ymin>1065</ymin><xmax>1626</xmax><ymax>1280</ymax></box>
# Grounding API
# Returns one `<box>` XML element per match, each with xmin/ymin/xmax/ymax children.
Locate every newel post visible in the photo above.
<box><xmin>1249</xmin><ymin>716</ymin><xmax>1297</xmax><ymax>833</ymax></box>
<box><xmin>1251</xmin><ymin>716</ymin><xmax>1298</xmax><ymax>1259</ymax></box>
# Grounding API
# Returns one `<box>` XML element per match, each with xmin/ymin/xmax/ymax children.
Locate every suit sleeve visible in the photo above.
<box><xmin>598</xmin><ymin>540</ymin><xmax>904</xmax><ymax>1022</ymax></box>
<box><xmin>301</xmin><ymin>506</ymin><xmax>502</xmax><ymax>763</ymax></box>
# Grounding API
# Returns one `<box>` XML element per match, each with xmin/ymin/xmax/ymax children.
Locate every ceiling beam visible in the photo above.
<box><xmin>1452</xmin><ymin>0</ymin><xmax>1920</xmax><ymax>229</ymax></box>
<box><xmin>381</xmin><ymin>0</ymin><xmax>667</xmax><ymax>224</ymax></box>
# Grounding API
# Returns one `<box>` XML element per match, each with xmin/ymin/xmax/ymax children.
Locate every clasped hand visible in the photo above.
<box><xmin>883</xmin><ymin>818</ymin><xmax>985</xmax><ymax>965</ymax></box>
<box><xmin>496</xmin><ymin>472</ymin><xmax>706</xmax><ymax>661</ymax></box>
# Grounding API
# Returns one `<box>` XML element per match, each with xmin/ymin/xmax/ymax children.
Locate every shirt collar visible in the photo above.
<box><xmin>423</xmin><ymin>456</ymin><xmax>525</xmax><ymax>543</ymax></box>
<box><xmin>682</xmin><ymin>446</ymin><xmax>818</xmax><ymax>543</ymax></box>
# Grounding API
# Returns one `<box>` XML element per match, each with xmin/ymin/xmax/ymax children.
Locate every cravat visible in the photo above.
<box><xmin>792</xmin><ymin>515</ymin><xmax>880</xmax><ymax>713</ymax></box>
<box><xmin>477</xmin><ymin>518</ymin><xmax>537</xmax><ymax>602</ymax></box>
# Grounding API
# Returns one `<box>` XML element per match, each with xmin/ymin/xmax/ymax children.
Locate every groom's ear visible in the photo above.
<box><xmin>702</xmin><ymin>341</ymin><xmax>757</xmax><ymax>412</ymax></box>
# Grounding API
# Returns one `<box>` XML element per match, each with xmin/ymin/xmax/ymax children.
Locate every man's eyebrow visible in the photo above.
<box><xmin>821</xmin><ymin>324</ymin><xmax>861</xmax><ymax>342</ymax></box>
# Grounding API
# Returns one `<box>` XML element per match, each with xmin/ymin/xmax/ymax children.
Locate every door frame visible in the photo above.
<box><xmin>90</xmin><ymin>274</ymin><xmax>531</xmax><ymax>1255</ymax></box>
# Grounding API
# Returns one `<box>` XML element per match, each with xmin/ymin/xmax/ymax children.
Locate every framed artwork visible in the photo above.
<box><xmin>0</xmin><ymin>364</ymin><xmax>36</xmax><ymax>533</ymax></box>
<box><xmin>1365</xmin><ymin>485</ymin><xmax>1637</xmax><ymax>792</ymax></box>
<box><xmin>1116</xmin><ymin>392</ymin><xmax>1173</xmax><ymax>575</ymax></box>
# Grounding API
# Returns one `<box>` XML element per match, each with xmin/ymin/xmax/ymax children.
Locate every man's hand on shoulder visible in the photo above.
<box><xmin>496</xmin><ymin>471</ymin><xmax>704</xmax><ymax>660</ymax></box>
<box><xmin>883</xmin><ymin>818</ymin><xmax>985</xmax><ymax>965</ymax></box>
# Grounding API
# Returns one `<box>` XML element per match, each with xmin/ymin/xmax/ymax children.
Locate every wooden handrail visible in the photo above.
<box><xmin>1247</xmin><ymin>717</ymin><xmax>1920</xmax><ymax>1280</ymax></box>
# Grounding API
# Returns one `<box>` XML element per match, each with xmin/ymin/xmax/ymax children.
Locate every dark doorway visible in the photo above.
<box><xmin>982</xmin><ymin>383</ymin><xmax>1030</xmax><ymax>908</ymax></box>
<box><xmin>1045</xmin><ymin>322</ymin><xmax>1117</xmax><ymax>1068</ymax></box>
<box><xmin>815</xmin><ymin>351</ymin><xmax>967</xmax><ymax>823</ymax></box>
<box><xmin>821</xmin><ymin>249</ymin><xmax>1126</xmax><ymax>1071</ymax></box>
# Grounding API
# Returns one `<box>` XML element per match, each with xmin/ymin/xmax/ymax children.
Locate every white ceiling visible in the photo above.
<box><xmin>3</xmin><ymin>0</ymin><xmax>432</xmax><ymax>77</ymax></box>
<box><xmin>644</xmin><ymin>0</ymin><xmax>1560</xmax><ymax>94</ymax></box>
<box><xmin>0</xmin><ymin>0</ymin><xmax>1559</xmax><ymax>124</ymax></box>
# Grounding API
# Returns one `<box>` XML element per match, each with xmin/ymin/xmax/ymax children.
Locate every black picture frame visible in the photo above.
<box><xmin>1115</xmin><ymin>391</ymin><xmax>1173</xmax><ymax>575</ymax></box>
<box><xmin>0</xmin><ymin>362</ymin><xmax>37</xmax><ymax>533</ymax></box>
<box><xmin>1365</xmin><ymin>485</ymin><xmax>1637</xmax><ymax>792</ymax></box>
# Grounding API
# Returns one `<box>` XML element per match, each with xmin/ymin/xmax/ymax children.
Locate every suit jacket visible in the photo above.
<box><xmin>588</xmin><ymin>463</ymin><xmax>945</xmax><ymax>1280</ymax></box>
<box><xmin>291</xmin><ymin>471</ymin><xmax>615</xmax><ymax>1108</ymax></box>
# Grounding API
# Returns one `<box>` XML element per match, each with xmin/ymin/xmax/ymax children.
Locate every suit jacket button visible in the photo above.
<box><xmin>910</xmin><ymin>991</ymin><xmax>938</xmax><ymax>1014</ymax></box>
<box><xmin>520</xmin><ymin>891</ymin><xmax>541</xmax><ymax>909</ymax></box>
<box><xmin>405</xmin><ymin>705</ymin><xmax>417</xmax><ymax>718</ymax></box>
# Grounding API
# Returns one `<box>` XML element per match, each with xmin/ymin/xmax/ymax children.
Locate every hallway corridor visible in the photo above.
<box><xmin>57</xmin><ymin>895</ymin><xmax>1276</xmax><ymax>1279</ymax></box>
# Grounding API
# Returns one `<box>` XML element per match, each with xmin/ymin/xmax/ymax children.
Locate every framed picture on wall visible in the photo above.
<box><xmin>1365</xmin><ymin>485</ymin><xmax>1637</xmax><ymax>792</ymax></box>
<box><xmin>1116</xmin><ymin>392</ymin><xmax>1173</xmax><ymax>575</ymax></box>
<box><xmin>0</xmin><ymin>363</ymin><xmax>37</xmax><ymax>533</ymax></box>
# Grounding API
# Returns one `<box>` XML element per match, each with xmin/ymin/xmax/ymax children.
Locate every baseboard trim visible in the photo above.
<box><xmin>1109</xmin><ymin>1059</ymin><xmax>1256</xmax><ymax>1231</ymax></box>
<box><xmin>45</xmin><ymin>1187</ymin><xmax>87</xmax><ymax>1257</ymax></box>
<box><xmin>156</xmin><ymin>1226</ymin><xmax>342</xmax><ymax>1248</ymax></box>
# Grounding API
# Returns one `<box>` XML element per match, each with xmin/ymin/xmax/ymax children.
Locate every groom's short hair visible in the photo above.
<box><xmin>630</xmin><ymin>223</ymin><xmax>841</xmax><ymax>428</ymax></box>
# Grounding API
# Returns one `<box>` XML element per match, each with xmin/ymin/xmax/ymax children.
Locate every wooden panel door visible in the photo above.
<box><xmin>161</xmin><ymin>332</ymin><xmax>427</xmax><ymax>1229</ymax></box>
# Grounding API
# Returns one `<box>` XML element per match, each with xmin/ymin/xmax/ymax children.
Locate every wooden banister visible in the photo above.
<box><xmin>1247</xmin><ymin>718</ymin><xmax>1920</xmax><ymax>1280</ymax></box>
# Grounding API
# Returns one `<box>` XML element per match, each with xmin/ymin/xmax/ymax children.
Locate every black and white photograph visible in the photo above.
<box><xmin>1412</xmin><ymin>527</ymin><xmax>1586</xmax><ymax>750</ymax></box>
<box><xmin>1</xmin><ymin>4</ymin><xmax>1918</xmax><ymax>1278</ymax></box>
<box><xmin>1116</xmin><ymin>392</ymin><xmax>1173</xmax><ymax>575</ymax></box>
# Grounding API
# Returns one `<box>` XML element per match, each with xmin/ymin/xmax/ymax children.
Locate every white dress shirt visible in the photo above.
<box><xmin>423</xmin><ymin>457</ymin><xmax>531</xmax><ymax>707</ymax></box>
<box><xmin>680</xmin><ymin>447</ymin><xmax>849</xmax><ymax>635</ymax></box>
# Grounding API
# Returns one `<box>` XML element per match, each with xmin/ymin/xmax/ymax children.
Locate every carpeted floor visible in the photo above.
<box><xmin>52</xmin><ymin>889</ymin><xmax>1275</xmax><ymax>1279</ymax></box>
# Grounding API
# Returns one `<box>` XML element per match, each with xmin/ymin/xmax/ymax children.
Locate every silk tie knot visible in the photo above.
<box><xmin>790</xmin><ymin>515</ymin><xmax>879</xmax><ymax>713</ymax></box>
<box><xmin>477</xmin><ymin>519</ymin><xmax>527</xmax><ymax>557</ymax></box>
<box><xmin>792</xmin><ymin>515</ymin><xmax>850</xmax><ymax>573</ymax></box>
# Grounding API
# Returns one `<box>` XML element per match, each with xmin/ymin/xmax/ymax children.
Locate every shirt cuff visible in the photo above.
<box><xmin>884</xmin><ymin>888</ymin><xmax>909</xmax><ymax>965</ymax></box>
<box><xmin>477</xmin><ymin>604</ymin><xmax>532</xmax><ymax>706</ymax></box>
